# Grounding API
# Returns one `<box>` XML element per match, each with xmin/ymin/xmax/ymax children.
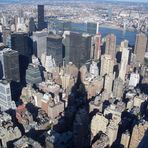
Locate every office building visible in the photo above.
<box><xmin>0</xmin><ymin>111</ymin><xmax>21</xmax><ymax>147</ymax></box>
<box><xmin>120</xmin><ymin>40</ymin><xmax>128</xmax><ymax>51</ymax></box>
<box><xmin>120</xmin><ymin>131</ymin><xmax>130</xmax><ymax>148</ymax></box>
<box><xmin>129</xmin><ymin>72</ymin><xmax>140</xmax><ymax>87</ymax></box>
<box><xmin>105</xmin><ymin>34</ymin><xmax>116</xmax><ymax>59</ymax></box>
<box><xmin>38</xmin><ymin>5</ymin><xmax>45</xmax><ymax>31</ymax></box>
<box><xmin>104</xmin><ymin>73</ymin><xmax>114</xmax><ymax>93</ymax></box>
<box><xmin>32</xmin><ymin>30</ymin><xmax>48</xmax><ymax>59</ymax></box>
<box><xmin>47</xmin><ymin>34</ymin><xmax>63</xmax><ymax>66</ymax></box>
<box><xmin>119</xmin><ymin>47</ymin><xmax>129</xmax><ymax>81</ymax></box>
<box><xmin>11</xmin><ymin>32</ymin><xmax>32</xmax><ymax>57</ymax></box>
<box><xmin>113</xmin><ymin>77</ymin><xmax>124</xmax><ymax>98</ymax></box>
<box><xmin>91</xmin><ymin>113</ymin><xmax>108</xmax><ymax>137</ymax></box>
<box><xmin>0</xmin><ymin>48</ymin><xmax>20</xmax><ymax>82</ymax></box>
<box><xmin>129</xmin><ymin>121</ymin><xmax>148</xmax><ymax>148</ymax></box>
<box><xmin>91</xmin><ymin>31</ymin><xmax>102</xmax><ymax>60</ymax></box>
<box><xmin>134</xmin><ymin>33</ymin><xmax>147</xmax><ymax>65</ymax></box>
<box><xmin>100</xmin><ymin>54</ymin><xmax>114</xmax><ymax>76</ymax></box>
<box><xmin>106</xmin><ymin>121</ymin><xmax>119</xmax><ymax>146</ymax></box>
<box><xmin>63</xmin><ymin>31</ymin><xmax>91</xmax><ymax>68</ymax></box>
<box><xmin>29</xmin><ymin>17</ymin><xmax>36</xmax><ymax>34</ymax></box>
<box><xmin>91</xmin><ymin>23</ymin><xmax>101</xmax><ymax>60</ymax></box>
<box><xmin>11</xmin><ymin>32</ymin><xmax>33</xmax><ymax>84</ymax></box>
<box><xmin>26</xmin><ymin>63</ymin><xmax>42</xmax><ymax>86</ymax></box>
<box><xmin>89</xmin><ymin>61</ymin><xmax>99</xmax><ymax>77</ymax></box>
<box><xmin>0</xmin><ymin>80</ymin><xmax>16</xmax><ymax>111</ymax></box>
<box><xmin>2</xmin><ymin>28</ymin><xmax>11</xmax><ymax>46</ymax></box>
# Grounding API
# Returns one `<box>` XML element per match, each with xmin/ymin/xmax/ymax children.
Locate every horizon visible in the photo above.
<box><xmin>0</xmin><ymin>0</ymin><xmax>148</xmax><ymax>3</ymax></box>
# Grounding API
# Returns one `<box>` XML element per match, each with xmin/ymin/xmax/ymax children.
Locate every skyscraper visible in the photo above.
<box><xmin>134</xmin><ymin>33</ymin><xmax>147</xmax><ymax>65</ymax></box>
<box><xmin>11</xmin><ymin>32</ymin><xmax>33</xmax><ymax>84</ymax></box>
<box><xmin>91</xmin><ymin>33</ymin><xmax>102</xmax><ymax>60</ymax></box>
<box><xmin>47</xmin><ymin>34</ymin><xmax>63</xmax><ymax>66</ymax></box>
<box><xmin>38</xmin><ymin>5</ymin><xmax>45</xmax><ymax>31</ymax></box>
<box><xmin>105</xmin><ymin>34</ymin><xmax>116</xmax><ymax>59</ymax></box>
<box><xmin>29</xmin><ymin>17</ymin><xmax>36</xmax><ymax>34</ymax></box>
<box><xmin>63</xmin><ymin>31</ymin><xmax>91</xmax><ymax>67</ymax></box>
<box><xmin>0</xmin><ymin>48</ymin><xmax>20</xmax><ymax>82</ymax></box>
<box><xmin>2</xmin><ymin>28</ymin><xmax>11</xmax><ymax>47</ymax></box>
<box><xmin>11</xmin><ymin>32</ymin><xmax>33</xmax><ymax>57</ymax></box>
<box><xmin>32</xmin><ymin>30</ymin><xmax>48</xmax><ymax>59</ymax></box>
<box><xmin>119</xmin><ymin>47</ymin><xmax>129</xmax><ymax>81</ymax></box>
<box><xmin>0</xmin><ymin>80</ymin><xmax>16</xmax><ymax>111</ymax></box>
<box><xmin>100</xmin><ymin>54</ymin><xmax>114</xmax><ymax>76</ymax></box>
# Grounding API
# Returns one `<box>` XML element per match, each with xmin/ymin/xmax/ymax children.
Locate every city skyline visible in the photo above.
<box><xmin>0</xmin><ymin>1</ymin><xmax>147</xmax><ymax>148</ymax></box>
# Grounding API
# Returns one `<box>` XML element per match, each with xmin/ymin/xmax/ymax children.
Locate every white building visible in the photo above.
<box><xmin>0</xmin><ymin>80</ymin><xmax>16</xmax><ymax>111</ymax></box>
<box><xmin>89</xmin><ymin>61</ymin><xmax>99</xmax><ymax>77</ymax></box>
<box><xmin>129</xmin><ymin>72</ymin><xmax>140</xmax><ymax>87</ymax></box>
<box><xmin>119</xmin><ymin>47</ymin><xmax>129</xmax><ymax>81</ymax></box>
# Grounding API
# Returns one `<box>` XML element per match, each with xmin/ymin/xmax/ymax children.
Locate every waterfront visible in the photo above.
<box><xmin>52</xmin><ymin>20</ymin><xmax>137</xmax><ymax>46</ymax></box>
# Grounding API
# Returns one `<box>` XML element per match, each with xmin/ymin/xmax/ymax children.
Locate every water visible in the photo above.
<box><xmin>48</xmin><ymin>19</ymin><xmax>137</xmax><ymax>46</ymax></box>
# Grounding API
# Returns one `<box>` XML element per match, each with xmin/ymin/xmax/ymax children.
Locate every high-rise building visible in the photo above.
<box><xmin>113</xmin><ymin>77</ymin><xmax>124</xmax><ymax>98</ymax></box>
<box><xmin>11</xmin><ymin>32</ymin><xmax>33</xmax><ymax>57</ymax></box>
<box><xmin>0</xmin><ymin>80</ymin><xmax>16</xmax><ymax>111</ymax></box>
<box><xmin>26</xmin><ymin>63</ymin><xmax>42</xmax><ymax>86</ymax></box>
<box><xmin>134</xmin><ymin>33</ymin><xmax>147</xmax><ymax>65</ymax></box>
<box><xmin>129</xmin><ymin>121</ymin><xmax>148</xmax><ymax>148</ymax></box>
<box><xmin>38</xmin><ymin>5</ymin><xmax>45</xmax><ymax>31</ymax></box>
<box><xmin>2</xmin><ymin>28</ymin><xmax>11</xmax><ymax>47</ymax></box>
<box><xmin>119</xmin><ymin>47</ymin><xmax>129</xmax><ymax>81</ymax></box>
<box><xmin>129</xmin><ymin>72</ymin><xmax>140</xmax><ymax>87</ymax></box>
<box><xmin>32</xmin><ymin>30</ymin><xmax>48</xmax><ymax>59</ymax></box>
<box><xmin>29</xmin><ymin>17</ymin><xmax>36</xmax><ymax>34</ymax></box>
<box><xmin>11</xmin><ymin>32</ymin><xmax>33</xmax><ymax>84</ymax></box>
<box><xmin>100</xmin><ymin>54</ymin><xmax>114</xmax><ymax>76</ymax></box>
<box><xmin>91</xmin><ymin>33</ymin><xmax>102</xmax><ymax>60</ymax></box>
<box><xmin>0</xmin><ymin>48</ymin><xmax>20</xmax><ymax>82</ymax></box>
<box><xmin>47</xmin><ymin>34</ymin><xmax>63</xmax><ymax>66</ymax></box>
<box><xmin>63</xmin><ymin>31</ymin><xmax>91</xmax><ymax>67</ymax></box>
<box><xmin>120</xmin><ymin>40</ymin><xmax>128</xmax><ymax>51</ymax></box>
<box><xmin>104</xmin><ymin>73</ymin><xmax>114</xmax><ymax>93</ymax></box>
<box><xmin>105</xmin><ymin>34</ymin><xmax>116</xmax><ymax>59</ymax></box>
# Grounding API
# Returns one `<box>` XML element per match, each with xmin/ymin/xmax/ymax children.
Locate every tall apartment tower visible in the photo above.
<box><xmin>134</xmin><ymin>33</ymin><xmax>147</xmax><ymax>65</ymax></box>
<box><xmin>105</xmin><ymin>34</ymin><xmax>116</xmax><ymax>59</ymax></box>
<box><xmin>0</xmin><ymin>48</ymin><xmax>20</xmax><ymax>82</ymax></box>
<box><xmin>92</xmin><ymin>33</ymin><xmax>102</xmax><ymax>60</ymax></box>
<box><xmin>38</xmin><ymin>5</ymin><xmax>45</xmax><ymax>31</ymax></box>
<box><xmin>47</xmin><ymin>34</ymin><xmax>63</xmax><ymax>66</ymax></box>
<box><xmin>63</xmin><ymin>31</ymin><xmax>91</xmax><ymax>68</ymax></box>
<box><xmin>119</xmin><ymin>47</ymin><xmax>129</xmax><ymax>81</ymax></box>
<box><xmin>91</xmin><ymin>23</ymin><xmax>102</xmax><ymax>60</ymax></box>
<box><xmin>100</xmin><ymin>54</ymin><xmax>114</xmax><ymax>76</ymax></box>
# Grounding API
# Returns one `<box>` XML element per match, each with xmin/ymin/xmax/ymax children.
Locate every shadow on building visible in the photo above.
<box><xmin>51</xmin><ymin>71</ymin><xmax>91</xmax><ymax>148</ymax></box>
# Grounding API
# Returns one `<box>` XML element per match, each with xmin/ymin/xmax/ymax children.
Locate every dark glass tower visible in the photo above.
<box><xmin>47</xmin><ymin>34</ymin><xmax>63</xmax><ymax>66</ymax></box>
<box><xmin>11</xmin><ymin>32</ymin><xmax>33</xmax><ymax>84</ymax></box>
<box><xmin>38</xmin><ymin>5</ymin><xmax>45</xmax><ymax>31</ymax></box>
<box><xmin>63</xmin><ymin>31</ymin><xmax>91</xmax><ymax>68</ymax></box>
